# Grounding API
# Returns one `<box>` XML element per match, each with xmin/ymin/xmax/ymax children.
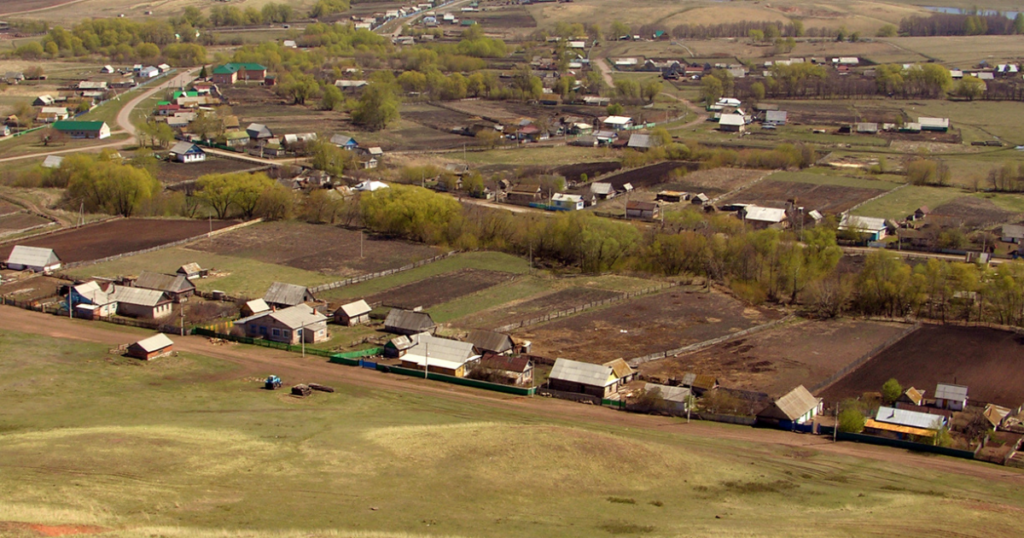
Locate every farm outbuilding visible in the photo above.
<box><xmin>740</xmin><ymin>205</ymin><xmax>788</xmax><ymax>229</ymax></box>
<box><xmin>626</xmin><ymin>201</ymin><xmax>659</xmax><ymax>220</ymax></box>
<box><xmin>42</xmin><ymin>155</ymin><xmax>64</xmax><ymax>169</ymax></box>
<box><xmin>385</xmin><ymin>334</ymin><xmax>417</xmax><ymax>358</ymax></box>
<box><xmin>935</xmin><ymin>383</ymin><xmax>969</xmax><ymax>411</ymax></box>
<box><xmin>263</xmin><ymin>282</ymin><xmax>315</xmax><ymax>309</ymax></box>
<box><xmin>241</xmin><ymin>299</ymin><xmax>270</xmax><ymax>317</ymax></box>
<box><xmin>114</xmin><ymin>287</ymin><xmax>173</xmax><ymax>319</ymax></box>
<box><xmin>764</xmin><ymin>110</ymin><xmax>788</xmax><ymax>126</ymax></box>
<box><xmin>127</xmin><ymin>333</ymin><xmax>174</xmax><ymax>360</ymax></box>
<box><xmin>602</xmin><ymin>116</ymin><xmax>633</xmax><ymax>131</ymax></box>
<box><xmin>838</xmin><ymin>215</ymin><xmax>888</xmax><ymax>242</ymax></box>
<box><xmin>897</xmin><ymin>387</ymin><xmax>925</xmax><ymax>406</ymax></box>
<box><xmin>681</xmin><ymin>373</ymin><xmax>719</xmax><ymax>395</ymax></box>
<box><xmin>476</xmin><ymin>353</ymin><xmax>534</xmax><ymax>386</ymax></box>
<box><xmin>718</xmin><ymin>114</ymin><xmax>745</xmax><ymax>132</ymax></box>
<box><xmin>177</xmin><ymin>263</ymin><xmax>204</xmax><ymax>279</ymax></box>
<box><xmin>334</xmin><ymin>299</ymin><xmax>372</xmax><ymax>326</ymax></box>
<box><xmin>466</xmin><ymin>330</ymin><xmax>514</xmax><ymax>355</ymax></box>
<box><xmin>918</xmin><ymin>117</ymin><xmax>950</xmax><ymax>132</ymax></box>
<box><xmin>384</xmin><ymin>309</ymin><xmax>437</xmax><ymax>335</ymax></box>
<box><xmin>134</xmin><ymin>271</ymin><xmax>195</xmax><ymax>303</ymax></box>
<box><xmin>756</xmin><ymin>385</ymin><xmax>821</xmax><ymax>427</ymax></box>
<box><xmin>52</xmin><ymin>120</ymin><xmax>110</xmax><ymax>139</ymax></box>
<box><xmin>590</xmin><ymin>182</ymin><xmax>616</xmax><ymax>200</ymax></box>
<box><xmin>639</xmin><ymin>383</ymin><xmax>692</xmax><ymax>413</ymax></box>
<box><xmin>5</xmin><ymin>245</ymin><xmax>61</xmax><ymax>272</ymax></box>
<box><xmin>548</xmin><ymin>359</ymin><xmax>620</xmax><ymax>398</ymax></box>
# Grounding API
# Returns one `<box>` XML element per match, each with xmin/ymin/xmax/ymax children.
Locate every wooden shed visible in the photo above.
<box><xmin>335</xmin><ymin>300</ymin><xmax>372</xmax><ymax>326</ymax></box>
<box><xmin>127</xmin><ymin>333</ymin><xmax>174</xmax><ymax>360</ymax></box>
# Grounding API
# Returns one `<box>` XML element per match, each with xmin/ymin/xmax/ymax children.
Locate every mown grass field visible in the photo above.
<box><xmin>851</xmin><ymin>185</ymin><xmax>966</xmax><ymax>220</ymax></box>
<box><xmin>3</xmin><ymin>328</ymin><xmax>1024</xmax><ymax>537</ymax></box>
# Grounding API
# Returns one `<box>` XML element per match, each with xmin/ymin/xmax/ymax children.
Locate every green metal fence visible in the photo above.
<box><xmin>329</xmin><ymin>347</ymin><xmax>383</xmax><ymax>366</ymax></box>
<box><xmin>385</xmin><ymin>365</ymin><xmax>536</xmax><ymax>396</ymax></box>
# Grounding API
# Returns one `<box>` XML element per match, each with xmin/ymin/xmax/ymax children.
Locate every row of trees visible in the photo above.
<box><xmin>13</xmin><ymin>18</ymin><xmax>207</xmax><ymax>65</ymax></box>
<box><xmin>899</xmin><ymin>12</ymin><xmax>1024</xmax><ymax>36</ymax></box>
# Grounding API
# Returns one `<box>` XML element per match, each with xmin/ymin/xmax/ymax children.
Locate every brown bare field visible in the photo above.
<box><xmin>820</xmin><ymin>325</ymin><xmax>1024</xmax><ymax>407</ymax></box>
<box><xmin>723</xmin><ymin>178</ymin><xmax>886</xmax><ymax>214</ymax></box>
<box><xmin>516</xmin><ymin>289</ymin><xmax>783</xmax><ymax>363</ymax></box>
<box><xmin>474</xmin><ymin>6</ymin><xmax>537</xmax><ymax>29</ymax></box>
<box><xmin>0</xmin><ymin>200</ymin><xmax>20</xmax><ymax>213</ymax></box>
<box><xmin>222</xmin><ymin>86</ymin><xmax>353</xmax><ymax>137</ymax></box>
<box><xmin>156</xmin><ymin>158</ymin><xmax>267</xmax><ymax>185</ymax></box>
<box><xmin>640</xmin><ymin>319</ymin><xmax>910</xmax><ymax>397</ymax></box>
<box><xmin>0</xmin><ymin>275</ymin><xmax>65</xmax><ymax>302</ymax></box>
<box><xmin>554</xmin><ymin>162</ymin><xmax>623</xmax><ymax>184</ymax></box>
<box><xmin>0</xmin><ymin>218</ymin><xmax>239</xmax><ymax>264</ymax></box>
<box><xmin>359</xmin><ymin>268</ymin><xmax>514</xmax><ymax>310</ymax></box>
<box><xmin>459</xmin><ymin>286</ymin><xmax>623</xmax><ymax>329</ymax></box>
<box><xmin>0</xmin><ymin>212</ymin><xmax>51</xmax><ymax>231</ymax></box>
<box><xmin>931</xmin><ymin>197</ymin><xmax>1020</xmax><ymax>228</ymax></box>
<box><xmin>189</xmin><ymin>221</ymin><xmax>443</xmax><ymax>276</ymax></box>
<box><xmin>401</xmin><ymin>103</ymin><xmax>477</xmax><ymax>132</ymax></box>
<box><xmin>782</xmin><ymin>102</ymin><xmax>899</xmax><ymax>125</ymax></box>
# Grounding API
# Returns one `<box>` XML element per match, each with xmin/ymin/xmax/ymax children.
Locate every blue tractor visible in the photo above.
<box><xmin>265</xmin><ymin>375</ymin><xmax>282</xmax><ymax>390</ymax></box>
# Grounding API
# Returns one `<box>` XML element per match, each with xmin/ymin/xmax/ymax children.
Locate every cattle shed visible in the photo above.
<box><xmin>127</xmin><ymin>333</ymin><xmax>174</xmax><ymax>360</ymax></box>
<box><xmin>335</xmin><ymin>300</ymin><xmax>372</xmax><ymax>326</ymax></box>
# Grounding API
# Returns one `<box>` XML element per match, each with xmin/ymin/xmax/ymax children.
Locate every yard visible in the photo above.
<box><xmin>2</xmin><ymin>326</ymin><xmax>1022</xmax><ymax>535</ymax></box>
<box><xmin>639</xmin><ymin>318</ymin><xmax>911</xmax><ymax>397</ymax></box>
<box><xmin>155</xmin><ymin>157</ymin><xmax>268</xmax><ymax>184</ymax></box>
<box><xmin>820</xmin><ymin>325</ymin><xmax>1024</xmax><ymax>407</ymax></box>
<box><xmin>516</xmin><ymin>288</ymin><xmax>784</xmax><ymax>363</ymax></box>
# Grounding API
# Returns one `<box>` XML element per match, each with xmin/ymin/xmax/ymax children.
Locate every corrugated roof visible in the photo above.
<box><xmin>643</xmin><ymin>382</ymin><xmax>691</xmax><ymax>403</ymax></box>
<box><xmin>114</xmin><ymin>286</ymin><xmax>168</xmax><ymax>307</ymax></box>
<box><xmin>53</xmin><ymin>120</ymin><xmax>106</xmax><ymax>132</ymax></box>
<box><xmin>42</xmin><ymin>155</ymin><xmax>64</xmax><ymax>169</ymax></box>
<box><xmin>6</xmin><ymin>245</ymin><xmax>60</xmax><ymax>268</ymax></box>
<box><xmin>603</xmin><ymin>358</ymin><xmax>634</xmax><ymax>379</ymax></box>
<box><xmin>263</xmin><ymin>282</ymin><xmax>312</xmax><ymax>306</ymax></box>
<box><xmin>467</xmin><ymin>330</ymin><xmax>514</xmax><ymax>353</ymax></box>
<box><xmin>1001</xmin><ymin>224</ymin><xmax>1024</xmax><ymax>239</ymax></box>
<box><xmin>627</xmin><ymin>201</ymin><xmax>658</xmax><ymax>211</ymax></box>
<box><xmin>244</xmin><ymin>299</ymin><xmax>270</xmax><ymax>314</ymax></box>
<box><xmin>765</xmin><ymin>110</ymin><xmax>787</xmax><ymax>122</ymax></box>
<box><xmin>935</xmin><ymin>383</ymin><xmax>968</xmax><ymax>401</ymax></box>
<box><xmin>73</xmin><ymin>281</ymin><xmax>116</xmax><ymax>305</ymax></box>
<box><xmin>403</xmin><ymin>333</ymin><xmax>478</xmax><ymax>367</ymax></box>
<box><xmin>627</xmin><ymin>134</ymin><xmax>654</xmax><ymax>148</ymax></box>
<box><xmin>875</xmin><ymin>406</ymin><xmax>943</xmax><ymax>430</ymax></box>
<box><xmin>479</xmin><ymin>353</ymin><xmax>532</xmax><ymax>373</ymax></box>
<box><xmin>135</xmin><ymin>271</ymin><xmax>194</xmax><ymax>294</ymax></box>
<box><xmin>984</xmin><ymin>404</ymin><xmax>1011</xmax><ymax>428</ymax></box>
<box><xmin>918</xmin><ymin>117</ymin><xmax>949</xmax><ymax>129</ymax></box>
<box><xmin>550</xmin><ymin>358</ymin><xmax>615</xmax><ymax>387</ymax></box>
<box><xmin>743</xmin><ymin>206</ymin><xmax>787</xmax><ymax>223</ymax></box>
<box><xmin>864</xmin><ymin>418</ymin><xmax>936</xmax><ymax>438</ymax></box>
<box><xmin>268</xmin><ymin>304</ymin><xmax>328</xmax><ymax>329</ymax></box>
<box><xmin>170</xmin><ymin>141</ymin><xmax>203</xmax><ymax>155</ymax></box>
<box><xmin>839</xmin><ymin>214</ymin><xmax>887</xmax><ymax>233</ymax></box>
<box><xmin>760</xmin><ymin>385</ymin><xmax>819</xmax><ymax>421</ymax></box>
<box><xmin>590</xmin><ymin>182</ymin><xmax>615</xmax><ymax>195</ymax></box>
<box><xmin>384</xmin><ymin>309</ymin><xmax>436</xmax><ymax>332</ymax></box>
<box><xmin>134</xmin><ymin>333</ymin><xmax>174</xmax><ymax>353</ymax></box>
<box><xmin>338</xmin><ymin>300</ymin><xmax>372</xmax><ymax>318</ymax></box>
<box><xmin>902</xmin><ymin>387</ymin><xmax>925</xmax><ymax>405</ymax></box>
<box><xmin>719</xmin><ymin>114</ymin><xmax>745</xmax><ymax>126</ymax></box>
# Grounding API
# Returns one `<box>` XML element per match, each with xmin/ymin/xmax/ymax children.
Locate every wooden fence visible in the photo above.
<box><xmin>308</xmin><ymin>250</ymin><xmax>458</xmax><ymax>294</ymax></box>
<box><xmin>626</xmin><ymin>314</ymin><xmax>796</xmax><ymax>368</ymax></box>
<box><xmin>807</xmin><ymin>322</ymin><xmax>922</xmax><ymax>394</ymax></box>
<box><xmin>492</xmin><ymin>282</ymin><xmax>679</xmax><ymax>333</ymax></box>
<box><xmin>62</xmin><ymin>218</ymin><xmax>263</xmax><ymax>270</ymax></box>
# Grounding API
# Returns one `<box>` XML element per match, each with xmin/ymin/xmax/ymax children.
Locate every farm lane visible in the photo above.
<box><xmin>3</xmin><ymin>305</ymin><xmax>1022</xmax><ymax>484</ymax></box>
<box><xmin>841</xmin><ymin>246</ymin><xmax>1009</xmax><ymax>265</ymax></box>
<box><xmin>592</xmin><ymin>53</ymin><xmax>708</xmax><ymax>130</ymax></box>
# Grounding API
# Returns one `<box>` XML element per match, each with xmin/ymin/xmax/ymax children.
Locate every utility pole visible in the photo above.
<box><xmin>833</xmin><ymin>401</ymin><xmax>839</xmax><ymax>443</ymax></box>
<box><xmin>424</xmin><ymin>341</ymin><xmax>429</xmax><ymax>379</ymax></box>
<box><xmin>180</xmin><ymin>303</ymin><xmax>186</xmax><ymax>337</ymax></box>
<box><xmin>360</xmin><ymin>230</ymin><xmax>364</xmax><ymax>258</ymax></box>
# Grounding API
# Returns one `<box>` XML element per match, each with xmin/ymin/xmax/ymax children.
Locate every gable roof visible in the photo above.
<box><xmin>1001</xmin><ymin>224</ymin><xmax>1024</xmax><ymax>239</ymax></box>
<box><xmin>590</xmin><ymin>182</ymin><xmax>615</xmax><ymax>195</ymax></box>
<box><xmin>403</xmin><ymin>333</ymin><xmax>479</xmax><ymax>368</ymax></box>
<box><xmin>466</xmin><ymin>330</ymin><xmax>514</xmax><ymax>353</ymax></box>
<box><xmin>626</xmin><ymin>200</ymin><xmax>658</xmax><ymax>211</ymax></box>
<box><xmin>244</xmin><ymin>298</ymin><xmax>270</xmax><ymax>315</ymax></box>
<box><xmin>73</xmin><ymin>281</ymin><xmax>116</xmax><ymax>305</ymax></box>
<box><xmin>114</xmin><ymin>286</ymin><xmax>169</xmax><ymax>307</ymax></box>
<box><xmin>935</xmin><ymin>383</ymin><xmax>968</xmax><ymax>401</ymax></box>
<box><xmin>479</xmin><ymin>353</ymin><xmax>532</xmax><ymax>373</ymax></box>
<box><xmin>902</xmin><ymin>387</ymin><xmax>925</xmax><ymax>405</ymax></box>
<box><xmin>643</xmin><ymin>382</ymin><xmax>691</xmax><ymax>403</ymax></box>
<box><xmin>719</xmin><ymin>114</ymin><xmax>745</xmax><ymax>126</ymax></box>
<box><xmin>53</xmin><ymin>121</ymin><xmax>107</xmax><ymax>132</ymax></box>
<box><xmin>627</xmin><ymin>133</ymin><xmax>654</xmax><ymax>148</ymax></box>
<box><xmin>338</xmin><ymin>299</ymin><xmax>372</xmax><ymax>318</ymax></box>
<box><xmin>268</xmin><ymin>304</ymin><xmax>328</xmax><ymax>329</ymax></box>
<box><xmin>170</xmin><ymin>141</ymin><xmax>204</xmax><ymax>155</ymax></box>
<box><xmin>765</xmin><ymin>110</ymin><xmax>788</xmax><ymax>122</ymax></box>
<box><xmin>42</xmin><ymin>155</ymin><xmax>64</xmax><ymax>169</ymax></box>
<box><xmin>178</xmin><ymin>262</ymin><xmax>202</xmax><ymax>275</ymax></box>
<box><xmin>743</xmin><ymin>206</ymin><xmax>787</xmax><ymax>223</ymax></box>
<box><xmin>134</xmin><ymin>333</ymin><xmax>174</xmax><ymax>352</ymax></box>
<box><xmin>681</xmin><ymin>373</ymin><xmax>719</xmax><ymax>390</ymax></box>
<box><xmin>135</xmin><ymin>271</ymin><xmax>195</xmax><ymax>294</ymax></box>
<box><xmin>330</xmin><ymin>134</ymin><xmax>358</xmax><ymax>146</ymax></box>
<box><xmin>550</xmin><ymin>358</ymin><xmax>615</xmax><ymax>387</ymax></box>
<box><xmin>603</xmin><ymin>115</ymin><xmax>632</xmax><ymax>125</ymax></box>
<box><xmin>875</xmin><ymin>406</ymin><xmax>944</xmax><ymax>430</ymax></box>
<box><xmin>759</xmin><ymin>385</ymin><xmax>819</xmax><ymax>421</ymax></box>
<box><xmin>384</xmin><ymin>309</ymin><xmax>436</xmax><ymax>332</ymax></box>
<box><xmin>839</xmin><ymin>214</ymin><xmax>887</xmax><ymax>233</ymax></box>
<box><xmin>603</xmin><ymin>358</ymin><xmax>634</xmax><ymax>379</ymax></box>
<box><xmin>6</xmin><ymin>245</ymin><xmax>60</xmax><ymax>267</ymax></box>
<box><xmin>246</xmin><ymin>123</ymin><xmax>273</xmax><ymax>138</ymax></box>
<box><xmin>263</xmin><ymin>282</ymin><xmax>313</xmax><ymax>306</ymax></box>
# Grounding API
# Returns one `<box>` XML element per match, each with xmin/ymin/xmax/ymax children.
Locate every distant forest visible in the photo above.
<box><xmin>899</xmin><ymin>12</ymin><xmax>1024</xmax><ymax>36</ymax></box>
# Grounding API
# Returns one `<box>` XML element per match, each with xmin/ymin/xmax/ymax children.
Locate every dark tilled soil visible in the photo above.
<box><xmin>189</xmin><ymin>221</ymin><xmax>443</xmax><ymax>277</ymax></box>
<box><xmin>0</xmin><ymin>212</ymin><xmax>51</xmax><ymax>231</ymax></box>
<box><xmin>0</xmin><ymin>219</ymin><xmax>240</xmax><ymax>264</ymax></box>
<box><xmin>459</xmin><ymin>287</ymin><xmax>623</xmax><ymax>330</ymax></box>
<box><xmin>931</xmin><ymin>196</ymin><xmax>1020</xmax><ymax>228</ymax></box>
<box><xmin>362</xmin><ymin>269</ymin><xmax>514</xmax><ymax>310</ymax></box>
<box><xmin>820</xmin><ymin>325</ymin><xmax>1024</xmax><ymax>407</ymax></box>
<box><xmin>723</xmin><ymin>180</ymin><xmax>885</xmax><ymax>214</ymax></box>
<box><xmin>156</xmin><ymin>158</ymin><xmax>267</xmax><ymax>185</ymax></box>
<box><xmin>516</xmin><ymin>289</ymin><xmax>783</xmax><ymax>364</ymax></box>
<box><xmin>555</xmin><ymin>162</ymin><xmax>622</xmax><ymax>184</ymax></box>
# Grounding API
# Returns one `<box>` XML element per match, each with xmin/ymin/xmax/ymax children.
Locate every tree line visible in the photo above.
<box><xmin>899</xmin><ymin>12</ymin><xmax>1024</xmax><ymax>36</ymax></box>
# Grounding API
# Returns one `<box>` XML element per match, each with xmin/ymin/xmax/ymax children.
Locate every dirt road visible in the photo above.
<box><xmin>3</xmin><ymin>305</ymin><xmax>1021</xmax><ymax>483</ymax></box>
<box><xmin>592</xmin><ymin>54</ymin><xmax>708</xmax><ymax>130</ymax></box>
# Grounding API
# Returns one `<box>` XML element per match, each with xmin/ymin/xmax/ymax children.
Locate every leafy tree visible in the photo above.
<box><xmin>310</xmin><ymin>0</ymin><xmax>351</xmax><ymax>18</ymax></box>
<box><xmin>320</xmin><ymin>83</ymin><xmax>344</xmax><ymax>110</ymax></box>
<box><xmin>64</xmin><ymin>156</ymin><xmax>160</xmax><ymax>217</ymax></box>
<box><xmin>610</xmin><ymin>21</ymin><xmax>631</xmax><ymax>38</ymax></box>
<box><xmin>352</xmin><ymin>83</ymin><xmax>400</xmax><ymax>131</ymax></box>
<box><xmin>877</xmin><ymin>24</ymin><xmax>898</xmax><ymax>37</ymax></box>
<box><xmin>881</xmin><ymin>378</ymin><xmax>902</xmax><ymax>405</ymax></box>
<box><xmin>749</xmin><ymin>81</ymin><xmax>765</xmax><ymax>101</ymax></box>
<box><xmin>302</xmin><ymin>189</ymin><xmax>342</xmax><ymax>223</ymax></box>
<box><xmin>309</xmin><ymin>138</ymin><xmax>355</xmax><ymax>177</ymax></box>
<box><xmin>615</xmin><ymin>79</ymin><xmax>640</xmax><ymax>99</ymax></box>
<box><xmin>606</xmin><ymin>103</ymin><xmax>624</xmax><ymax>115</ymax></box>
<box><xmin>955</xmin><ymin>76</ymin><xmax>986</xmax><ymax>100</ymax></box>
<box><xmin>641</xmin><ymin>80</ymin><xmax>662</xmax><ymax>103</ymax></box>
<box><xmin>838</xmin><ymin>408</ymin><xmax>866</xmax><ymax>433</ymax></box>
<box><xmin>748</xmin><ymin>29</ymin><xmax>764</xmax><ymax>41</ymax></box>
<box><xmin>195</xmin><ymin>172</ymin><xmax>272</xmax><ymax>219</ymax></box>
<box><xmin>700</xmin><ymin>74</ymin><xmax>723</xmax><ymax>106</ymax></box>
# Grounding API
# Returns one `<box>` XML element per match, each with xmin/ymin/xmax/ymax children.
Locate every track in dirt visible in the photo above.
<box><xmin>1</xmin><ymin>305</ymin><xmax>1021</xmax><ymax>484</ymax></box>
<box><xmin>0</xmin><ymin>219</ymin><xmax>240</xmax><ymax>264</ymax></box>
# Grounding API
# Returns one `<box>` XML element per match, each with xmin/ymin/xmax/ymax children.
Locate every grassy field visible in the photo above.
<box><xmin>851</xmin><ymin>185</ymin><xmax>966</xmax><ymax>220</ymax></box>
<box><xmin>462</xmin><ymin>145</ymin><xmax>618</xmax><ymax>166</ymax></box>
<box><xmin>65</xmin><ymin>246</ymin><xmax>338</xmax><ymax>298</ymax></box>
<box><xmin>3</xmin><ymin>328</ymin><xmax>1024</xmax><ymax>536</ymax></box>
<box><xmin>769</xmin><ymin>170</ymin><xmax>902</xmax><ymax>191</ymax></box>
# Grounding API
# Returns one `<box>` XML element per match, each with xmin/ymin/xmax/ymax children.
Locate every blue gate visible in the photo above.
<box><xmin>358</xmin><ymin>359</ymin><xmax>378</xmax><ymax>369</ymax></box>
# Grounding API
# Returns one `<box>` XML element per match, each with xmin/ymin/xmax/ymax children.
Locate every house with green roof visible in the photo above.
<box><xmin>211</xmin><ymin>63</ymin><xmax>267</xmax><ymax>85</ymax></box>
<box><xmin>52</xmin><ymin>120</ymin><xmax>110</xmax><ymax>140</ymax></box>
<box><xmin>223</xmin><ymin>130</ymin><xmax>250</xmax><ymax>147</ymax></box>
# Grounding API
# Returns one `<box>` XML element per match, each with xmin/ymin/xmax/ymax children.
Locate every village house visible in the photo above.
<box><xmin>52</xmin><ymin>121</ymin><xmax>110</xmax><ymax>140</ymax></box>
<box><xmin>223</xmin><ymin>131</ymin><xmax>250</xmax><ymax>147</ymax></box>
<box><xmin>475</xmin><ymin>353</ymin><xmax>534</xmax><ymax>386</ymax></box>
<box><xmin>839</xmin><ymin>214</ymin><xmax>888</xmax><ymax>242</ymax></box>
<box><xmin>236</xmin><ymin>304</ymin><xmax>329</xmax><ymax>344</ymax></box>
<box><xmin>466</xmin><ymin>329</ymin><xmax>515</xmax><ymax>355</ymax></box>
<box><xmin>590</xmin><ymin>182</ymin><xmax>616</xmax><ymax>200</ymax></box>
<box><xmin>764</xmin><ymin>110</ymin><xmax>788</xmax><ymax>126</ymax></box>
<box><xmin>169</xmin><ymin>141</ymin><xmax>206</xmax><ymax>163</ymax></box>
<box><xmin>548</xmin><ymin>358</ymin><xmax>622</xmax><ymax>398</ymax></box>
<box><xmin>506</xmin><ymin>183</ymin><xmax>543</xmax><ymax>204</ymax></box>
<box><xmin>384</xmin><ymin>334</ymin><xmax>417</xmax><ymax>358</ymax></box>
<box><xmin>627</xmin><ymin>133</ymin><xmax>655</xmax><ymax>150</ymax></box>
<box><xmin>637</xmin><ymin>383</ymin><xmax>693</xmax><ymax>414</ymax></box>
<box><xmin>626</xmin><ymin>200</ymin><xmax>660</xmax><ymax>220</ymax></box>
<box><xmin>740</xmin><ymin>205</ymin><xmax>788</xmax><ymax>229</ymax></box>
<box><xmin>384</xmin><ymin>309</ymin><xmax>437</xmax><ymax>335</ymax></box>
<box><xmin>241</xmin><ymin>298</ymin><xmax>271</xmax><ymax>317</ymax></box>
<box><xmin>263</xmin><ymin>282</ymin><xmax>316</xmax><ymax>309</ymax></box>
<box><xmin>756</xmin><ymin>385</ymin><xmax>822</xmax><ymax>427</ymax></box>
<box><xmin>246</xmin><ymin>123</ymin><xmax>273</xmax><ymax>140</ymax></box>
<box><xmin>36</xmin><ymin>107</ymin><xmax>70</xmax><ymax>123</ymax></box>
<box><xmin>934</xmin><ymin>383</ymin><xmax>969</xmax><ymax>411</ymax></box>
<box><xmin>604</xmin><ymin>359</ymin><xmax>636</xmax><ymax>384</ymax></box>
<box><xmin>330</xmin><ymin>134</ymin><xmax>359</xmax><ymax>150</ymax></box>
<box><xmin>5</xmin><ymin>245</ymin><xmax>61</xmax><ymax>272</ymax></box>
<box><xmin>918</xmin><ymin>117</ymin><xmax>950</xmax><ymax>132</ymax></box>
<box><xmin>551</xmin><ymin>193</ymin><xmax>584</xmax><ymax>211</ymax></box>
<box><xmin>602</xmin><ymin>115</ymin><xmax>633</xmax><ymax>131</ymax></box>
<box><xmin>999</xmin><ymin>224</ymin><xmax>1024</xmax><ymax>244</ymax></box>
<box><xmin>127</xmin><ymin>333</ymin><xmax>174</xmax><ymax>361</ymax></box>
<box><xmin>399</xmin><ymin>333</ymin><xmax>480</xmax><ymax>377</ymax></box>
<box><xmin>718</xmin><ymin>114</ymin><xmax>746</xmax><ymax>132</ymax></box>
<box><xmin>34</xmin><ymin>95</ymin><xmax>56</xmax><ymax>106</ymax></box>
<box><xmin>114</xmin><ymin>287</ymin><xmax>173</xmax><ymax>319</ymax></box>
<box><xmin>133</xmin><ymin>271</ymin><xmax>195</xmax><ymax>303</ymax></box>
<box><xmin>69</xmin><ymin>281</ymin><xmax>118</xmax><ymax>319</ymax></box>
<box><xmin>211</xmin><ymin>63</ymin><xmax>267</xmax><ymax>85</ymax></box>
<box><xmin>334</xmin><ymin>299</ymin><xmax>372</xmax><ymax>326</ymax></box>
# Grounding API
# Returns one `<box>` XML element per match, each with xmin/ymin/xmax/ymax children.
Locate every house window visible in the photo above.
<box><xmin>283</xmin><ymin>330</ymin><xmax>290</xmax><ymax>337</ymax></box>
<box><xmin>272</xmin><ymin>328</ymin><xmax>280</xmax><ymax>336</ymax></box>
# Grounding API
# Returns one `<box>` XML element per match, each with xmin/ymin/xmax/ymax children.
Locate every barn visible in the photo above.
<box><xmin>127</xmin><ymin>333</ymin><xmax>174</xmax><ymax>360</ymax></box>
<box><xmin>335</xmin><ymin>300</ymin><xmax>372</xmax><ymax>326</ymax></box>
<box><xmin>384</xmin><ymin>309</ymin><xmax>437</xmax><ymax>335</ymax></box>
<box><xmin>548</xmin><ymin>358</ymin><xmax>620</xmax><ymax>398</ymax></box>
<box><xmin>5</xmin><ymin>245</ymin><xmax>61</xmax><ymax>272</ymax></box>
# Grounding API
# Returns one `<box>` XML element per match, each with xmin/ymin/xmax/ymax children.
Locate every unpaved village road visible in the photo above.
<box><xmin>3</xmin><ymin>305</ymin><xmax>1022</xmax><ymax>484</ymax></box>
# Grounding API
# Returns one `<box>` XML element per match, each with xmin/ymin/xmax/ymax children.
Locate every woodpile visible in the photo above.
<box><xmin>309</xmin><ymin>383</ymin><xmax>335</xmax><ymax>393</ymax></box>
<box><xmin>291</xmin><ymin>384</ymin><xmax>312</xmax><ymax>397</ymax></box>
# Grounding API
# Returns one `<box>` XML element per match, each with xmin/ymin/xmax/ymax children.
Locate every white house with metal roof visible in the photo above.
<box><xmin>5</xmin><ymin>245</ymin><xmax>61</xmax><ymax>272</ymax></box>
<box><xmin>934</xmin><ymin>383</ymin><xmax>968</xmax><ymax>411</ymax></box>
<box><xmin>235</xmin><ymin>304</ymin><xmax>329</xmax><ymax>344</ymax></box>
<box><xmin>548</xmin><ymin>358</ymin><xmax>621</xmax><ymax>398</ymax></box>
<box><xmin>740</xmin><ymin>205</ymin><xmax>788</xmax><ymax>229</ymax></box>
<box><xmin>838</xmin><ymin>214</ymin><xmax>888</xmax><ymax>242</ymax></box>
<box><xmin>399</xmin><ymin>333</ymin><xmax>480</xmax><ymax>377</ymax></box>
